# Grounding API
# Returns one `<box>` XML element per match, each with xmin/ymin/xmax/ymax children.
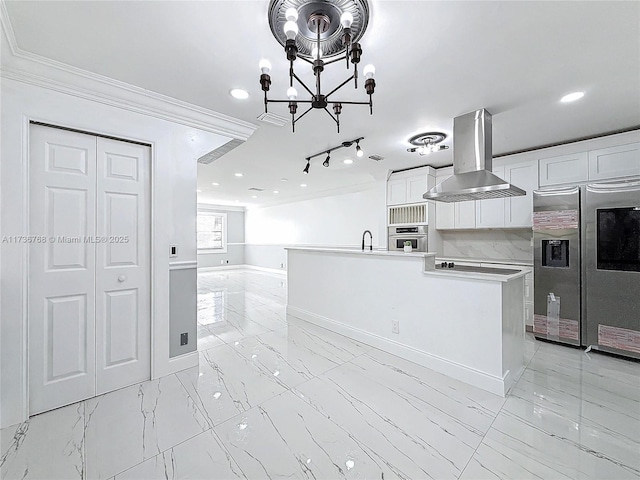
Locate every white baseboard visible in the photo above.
<box><xmin>197</xmin><ymin>265</ymin><xmax>245</xmax><ymax>272</ymax></box>
<box><xmin>287</xmin><ymin>305</ymin><xmax>508</xmax><ymax>397</ymax></box>
<box><xmin>163</xmin><ymin>350</ymin><xmax>199</xmax><ymax>377</ymax></box>
<box><xmin>243</xmin><ymin>265</ymin><xmax>287</xmax><ymax>276</ymax></box>
<box><xmin>197</xmin><ymin>264</ymin><xmax>287</xmax><ymax>276</ymax></box>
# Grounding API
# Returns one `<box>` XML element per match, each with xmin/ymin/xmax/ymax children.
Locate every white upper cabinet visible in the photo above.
<box><xmin>455</xmin><ymin>201</ymin><xmax>477</xmax><ymax>229</ymax></box>
<box><xmin>476</xmin><ymin>165</ymin><xmax>506</xmax><ymax>228</ymax></box>
<box><xmin>407</xmin><ymin>175</ymin><xmax>428</xmax><ymax>203</ymax></box>
<box><xmin>386</xmin><ymin>168</ymin><xmax>434</xmax><ymax>206</ymax></box>
<box><xmin>387</xmin><ymin>178</ymin><xmax>408</xmax><ymax>206</ymax></box>
<box><xmin>539</xmin><ymin>152</ymin><xmax>589</xmax><ymax>186</ymax></box>
<box><xmin>588</xmin><ymin>143</ymin><xmax>640</xmax><ymax>180</ymax></box>
<box><xmin>504</xmin><ymin>160</ymin><xmax>538</xmax><ymax>228</ymax></box>
<box><xmin>538</xmin><ymin>142</ymin><xmax>640</xmax><ymax>186</ymax></box>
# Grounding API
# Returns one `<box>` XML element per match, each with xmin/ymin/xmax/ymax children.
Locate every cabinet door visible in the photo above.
<box><xmin>387</xmin><ymin>178</ymin><xmax>407</xmax><ymax>205</ymax></box>
<box><xmin>539</xmin><ymin>152</ymin><xmax>589</xmax><ymax>186</ymax></box>
<box><xmin>476</xmin><ymin>166</ymin><xmax>506</xmax><ymax>228</ymax></box>
<box><xmin>435</xmin><ymin>201</ymin><xmax>455</xmax><ymax>229</ymax></box>
<box><xmin>588</xmin><ymin>143</ymin><xmax>640</xmax><ymax>180</ymax></box>
<box><xmin>406</xmin><ymin>175</ymin><xmax>427</xmax><ymax>203</ymax></box>
<box><xmin>504</xmin><ymin>161</ymin><xmax>537</xmax><ymax>228</ymax></box>
<box><xmin>455</xmin><ymin>201</ymin><xmax>476</xmax><ymax>228</ymax></box>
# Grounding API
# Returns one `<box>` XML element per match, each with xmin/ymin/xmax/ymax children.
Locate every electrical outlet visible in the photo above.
<box><xmin>169</xmin><ymin>244</ymin><xmax>178</xmax><ymax>257</ymax></box>
<box><xmin>392</xmin><ymin>320</ymin><xmax>399</xmax><ymax>334</ymax></box>
<box><xmin>180</xmin><ymin>332</ymin><xmax>188</xmax><ymax>346</ymax></box>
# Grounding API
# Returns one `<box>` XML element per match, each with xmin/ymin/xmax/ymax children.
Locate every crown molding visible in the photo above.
<box><xmin>0</xmin><ymin>1</ymin><xmax>258</xmax><ymax>141</ymax></box>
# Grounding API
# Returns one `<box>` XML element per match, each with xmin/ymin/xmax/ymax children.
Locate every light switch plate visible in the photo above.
<box><xmin>170</xmin><ymin>244</ymin><xmax>178</xmax><ymax>257</ymax></box>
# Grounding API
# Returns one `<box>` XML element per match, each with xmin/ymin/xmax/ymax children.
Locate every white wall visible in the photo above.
<box><xmin>244</xmin><ymin>181</ymin><xmax>387</xmax><ymax>268</ymax></box>
<box><xmin>0</xmin><ymin>23</ymin><xmax>255</xmax><ymax>426</ymax></box>
<box><xmin>197</xmin><ymin>206</ymin><xmax>245</xmax><ymax>268</ymax></box>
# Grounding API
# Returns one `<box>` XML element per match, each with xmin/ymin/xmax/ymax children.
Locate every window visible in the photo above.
<box><xmin>197</xmin><ymin>211</ymin><xmax>227</xmax><ymax>252</ymax></box>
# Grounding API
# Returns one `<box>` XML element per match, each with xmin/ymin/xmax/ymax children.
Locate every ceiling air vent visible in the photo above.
<box><xmin>197</xmin><ymin>139</ymin><xmax>244</xmax><ymax>164</ymax></box>
<box><xmin>248</xmin><ymin>187</ymin><xmax>265</xmax><ymax>191</ymax></box>
<box><xmin>257</xmin><ymin>112</ymin><xmax>289</xmax><ymax>127</ymax></box>
<box><xmin>368</xmin><ymin>154</ymin><xmax>384</xmax><ymax>161</ymax></box>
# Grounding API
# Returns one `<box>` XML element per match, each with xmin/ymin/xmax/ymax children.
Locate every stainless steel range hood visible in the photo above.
<box><xmin>423</xmin><ymin>109</ymin><xmax>526</xmax><ymax>202</ymax></box>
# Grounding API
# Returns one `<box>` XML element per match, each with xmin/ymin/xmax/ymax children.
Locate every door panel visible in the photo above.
<box><xmin>45</xmin><ymin>187</ymin><xmax>89</xmax><ymax>270</ymax></box>
<box><xmin>46</xmin><ymin>294</ymin><xmax>88</xmax><ymax>381</ymax></box>
<box><xmin>104</xmin><ymin>289</ymin><xmax>139</xmax><ymax>367</ymax></box>
<box><xmin>29</xmin><ymin>125</ymin><xmax>97</xmax><ymax>415</ymax></box>
<box><xmin>95</xmin><ymin>137</ymin><xmax>150</xmax><ymax>395</ymax></box>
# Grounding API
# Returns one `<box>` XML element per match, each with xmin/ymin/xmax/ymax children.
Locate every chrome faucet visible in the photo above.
<box><xmin>361</xmin><ymin>230</ymin><xmax>373</xmax><ymax>251</ymax></box>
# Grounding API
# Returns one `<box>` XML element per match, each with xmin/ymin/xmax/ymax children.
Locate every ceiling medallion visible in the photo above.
<box><xmin>259</xmin><ymin>0</ymin><xmax>376</xmax><ymax>133</ymax></box>
<box><xmin>407</xmin><ymin>132</ymin><xmax>450</xmax><ymax>156</ymax></box>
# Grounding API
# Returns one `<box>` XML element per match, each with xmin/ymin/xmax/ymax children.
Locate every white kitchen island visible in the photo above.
<box><xmin>286</xmin><ymin>247</ymin><xmax>526</xmax><ymax>396</ymax></box>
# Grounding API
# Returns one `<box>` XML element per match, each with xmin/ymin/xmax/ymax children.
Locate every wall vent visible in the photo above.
<box><xmin>197</xmin><ymin>139</ymin><xmax>244</xmax><ymax>164</ymax></box>
<box><xmin>388</xmin><ymin>203</ymin><xmax>427</xmax><ymax>225</ymax></box>
<box><xmin>257</xmin><ymin>112</ymin><xmax>289</xmax><ymax>127</ymax></box>
<box><xmin>369</xmin><ymin>154</ymin><xmax>384</xmax><ymax>161</ymax></box>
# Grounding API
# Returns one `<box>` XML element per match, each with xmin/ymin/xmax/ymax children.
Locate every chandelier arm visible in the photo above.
<box><xmin>327</xmin><ymin>100</ymin><xmax>371</xmax><ymax>105</ymax></box>
<box><xmin>324</xmin><ymin>75</ymin><xmax>356</xmax><ymax>100</ymax></box>
<box><xmin>294</xmin><ymin>105</ymin><xmax>314</xmax><ymax>124</ymax></box>
<box><xmin>323</xmin><ymin>107</ymin><xmax>339</xmax><ymax>125</ymax></box>
<box><xmin>323</xmin><ymin>57</ymin><xmax>344</xmax><ymax>67</ymax></box>
<box><xmin>292</xmin><ymin>72</ymin><xmax>316</xmax><ymax>98</ymax></box>
<box><xmin>266</xmin><ymin>99</ymin><xmax>314</xmax><ymax>104</ymax></box>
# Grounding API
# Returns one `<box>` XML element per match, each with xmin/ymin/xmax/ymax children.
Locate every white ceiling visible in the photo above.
<box><xmin>4</xmin><ymin>1</ymin><xmax>639</xmax><ymax>207</ymax></box>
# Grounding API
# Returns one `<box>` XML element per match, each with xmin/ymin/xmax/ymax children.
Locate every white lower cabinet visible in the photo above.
<box><xmin>480</xmin><ymin>262</ymin><xmax>534</xmax><ymax>327</ymax></box>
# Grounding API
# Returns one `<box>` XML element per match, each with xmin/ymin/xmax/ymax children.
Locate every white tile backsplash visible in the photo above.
<box><xmin>441</xmin><ymin>229</ymin><xmax>532</xmax><ymax>262</ymax></box>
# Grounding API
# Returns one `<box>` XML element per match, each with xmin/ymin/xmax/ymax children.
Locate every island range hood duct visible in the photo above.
<box><xmin>423</xmin><ymin>109</ymin><xmax>526</xmax><ymax>202</ymax></box>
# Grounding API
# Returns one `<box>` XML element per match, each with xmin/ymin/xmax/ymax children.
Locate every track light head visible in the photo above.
<box><xmin>303</xmin><ymin>161</ymin><xmax>310</xmax><ymax>174</ymax></box>
<box><xmin>355</xmin><ymin>141</ymin><xmax>364</xmax><ymax>158</ymax></box>
<box><xmin>323</xmin><ymin>154</ymin><xmax>330</xmax><ymax>167</ymax></box>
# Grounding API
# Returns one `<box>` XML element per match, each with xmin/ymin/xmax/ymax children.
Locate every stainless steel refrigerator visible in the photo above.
<box><xmin>533</xmin><ymin>180</ymin><xmax>640</xmax><ymax>359</ymax></box>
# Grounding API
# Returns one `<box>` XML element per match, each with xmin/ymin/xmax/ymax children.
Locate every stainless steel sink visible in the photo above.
<box><xmin>435</xmin><ymin>265</ymin><xmax>521</xmax><ymax>275</ymax></box>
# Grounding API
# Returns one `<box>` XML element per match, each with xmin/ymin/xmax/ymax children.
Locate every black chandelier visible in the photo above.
<box><xmin>259</xmin><ymin>0</ymin><xmax>376</xmax><ymax>133</ymax></box>
<box><xmin>302</xmin><ymin>137</ymin><xmax>364</xmax><ymax>174</ymax></box>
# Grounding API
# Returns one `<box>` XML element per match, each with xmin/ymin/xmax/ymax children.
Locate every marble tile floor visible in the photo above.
<box><xmin>1</xmin><ymin>269</ymin><xmax>639</xmax><ymax>479</ymax></box>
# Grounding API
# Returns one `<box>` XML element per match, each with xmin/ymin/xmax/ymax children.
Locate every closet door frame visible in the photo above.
<box><xmin>24</xmin><ymin>120</ymin><xmax>156</xmax><ymax>417</ymax></box>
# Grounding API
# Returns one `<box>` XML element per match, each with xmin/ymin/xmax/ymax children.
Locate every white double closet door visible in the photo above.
<box><xmin>29</xmin><ymin>124</ymin><xmax>151</xmax><ymax>415</ymax></box>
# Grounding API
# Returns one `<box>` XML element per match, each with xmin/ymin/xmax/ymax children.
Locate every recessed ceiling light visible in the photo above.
<box><xmin>251</xmin><ymin>195</ymin><xmax>258</xmax><ymax>198</ymax></box>
<box><xmin>230</xmin><ymin>89</ymin><xmax>249</xmax><ymax>100</ymax></box>
<box><xmin>343</xmin><ymin>159</ymin><xmax>353</xmax><ymax>165</ymax></box>
<box><xmin>212</xmin><ymin>182</ymin><xmax>220</xmax><ymax>186</ymax></box>
<box><xmin>300</xmin><ymin>183</ymin><xmax>307</xmax><ymax>187</ymax></box>
<box><xmin>560</xmin><ymin>91</ymin><xmax>584</xmax><ymax>103</ymax></box>
<box><xmin>235</xmin><ymin>173</ymin><xmax>243</xmax><ymax>177</ymax></box>
<box><xmin>196</xmin><ymin>189</ymin><xmax>202</xmax><ymax>193</ymax></box>
<box><xmin>273</xmin><ymin>190</ymin><xmax>279</xmax><ymax>194</ymax></box>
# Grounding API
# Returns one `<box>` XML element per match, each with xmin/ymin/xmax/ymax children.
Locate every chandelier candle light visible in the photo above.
<box><xmin>259</xmin><ymin>0</ymin><xmax>376</xmax><ymax>133</ymax></box>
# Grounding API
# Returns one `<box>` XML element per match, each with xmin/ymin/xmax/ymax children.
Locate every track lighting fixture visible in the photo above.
<box><xmin>302</xmin><ymin>137</ymin><xmax>364</xmax><ymax>173</ymax></box>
